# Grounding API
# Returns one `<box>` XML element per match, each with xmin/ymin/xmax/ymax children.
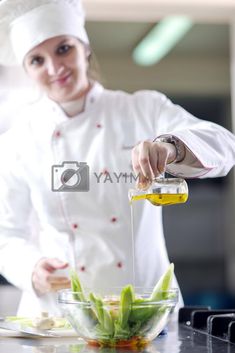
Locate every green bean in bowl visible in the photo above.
<box><xmin>58</xmin><ymin>264</ymin><xmax>178</xmax><ymax>348</ymax></box>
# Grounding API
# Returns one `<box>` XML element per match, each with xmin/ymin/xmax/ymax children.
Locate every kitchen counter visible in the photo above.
<box><xmin>0</xmin><ymin>318</ymin><xmax>233</xmax><ymax>353</ymax></box>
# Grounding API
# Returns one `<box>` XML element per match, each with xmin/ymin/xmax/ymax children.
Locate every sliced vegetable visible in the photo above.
<box><xmin>89</xmin><ymin>292</ymin><xmax>114</xmax><ymax>338</ymax></box>
<box><xmin>114</xmin><ymin>284</ymin><xmax>135</xmax><ymax>339</ymax></box>
<box><xmin>117</xmin><ymin>284</ymin><xmax>135</xmax><ymax>327</ymax></box>
<box><xmin>6</xmin><ymin>316</ymin><xmax>71</xmax><ymax>329</ymax></box>
<box><xmin>70</xmin><ymin>269</ymin><xmax>86</xmax><ymax>302</ymax></box>
<box><xmin>149</xmin><ymin>263</ymin><xmax>174</xmax><ymax>301</ymax></box>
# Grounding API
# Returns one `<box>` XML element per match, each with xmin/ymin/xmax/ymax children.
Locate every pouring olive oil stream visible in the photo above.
<box><xmin>129</xmin><ymin>177</ymin><xmax>189</xmax><ymax>285</ymax></box>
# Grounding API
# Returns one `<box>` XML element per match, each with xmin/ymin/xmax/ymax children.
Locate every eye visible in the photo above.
<box><xmin>57</xmin><ymin>44</ymin><xmax>72</xmax><ymax>55</ymax></box>
<box><xmin>30</xmin><ymin>56</ymin><xmax>44</xmax><ymax>66</ymax></box>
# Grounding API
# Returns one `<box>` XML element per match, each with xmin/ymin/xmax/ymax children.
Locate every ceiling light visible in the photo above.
<box><xmin>133</xmin><ymin>16</ymin><xmax>193</xmax><ymax>66</ymax></box>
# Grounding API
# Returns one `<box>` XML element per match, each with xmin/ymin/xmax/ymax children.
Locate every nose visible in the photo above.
<box><xmin>46</xmin><ymin>58</ymin><xmax>65</xmax><ymax>76</ymax></box>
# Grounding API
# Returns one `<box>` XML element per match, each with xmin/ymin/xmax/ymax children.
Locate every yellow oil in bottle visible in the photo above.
<box><xmin>131</xmin><ymin>193</ymin><xmax>188</xmax><ymax>206</ymax></box>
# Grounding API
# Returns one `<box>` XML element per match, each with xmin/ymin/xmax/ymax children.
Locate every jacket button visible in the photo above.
<box><xmin>96</xmin><ymin>123</ymin><xmax>102</xmax><ymax>128</ymax></box>
<box><xmin>111</xmin><ymin>217</ymin><xmax>117</xmax><ymax>223</ymax></box>
<box><xmin>55</xmin><ymin>130</ymin><xmax>61</xmax><ymax>138</ymax></box>
<box><xmin>102</xmin><ymin>169</ymin><xmax>109</xmax><ymax>175</ymax></box>
<box><xmin>80</xmin><ymin>266</ymin><xmax>86</xmax><ymax>272</ymax></box>
<box><xmin>72</xmin><ymin>223</ymin><xmax>78</xmax><ymax>230</ymax></box>
<box><xmin>117</xmin><ymin>262</ymin><xmax>123</xmax><ymax>268</ymax></box>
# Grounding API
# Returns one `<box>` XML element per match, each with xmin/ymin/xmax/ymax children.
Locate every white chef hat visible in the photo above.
<box><xmin>0</xmin><ymin>0</ymin><xmax>89</xmax><ymax>66</ymax></box>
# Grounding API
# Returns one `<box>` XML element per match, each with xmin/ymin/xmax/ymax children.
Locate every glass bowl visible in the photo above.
<box><xmin>58</xmin><ymin>288</ymin><xmax>178</xmax><ymax>348</ymax></box>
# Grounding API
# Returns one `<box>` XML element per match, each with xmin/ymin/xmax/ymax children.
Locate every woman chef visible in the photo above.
<box><xmin>0</xmin><ymin>0</ymin><xmax>235</xmax><ymax>316</ymax></box>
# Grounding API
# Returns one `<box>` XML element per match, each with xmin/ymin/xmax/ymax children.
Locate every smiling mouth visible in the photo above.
<box><xmin>52</xmin><ymin>72</ymin><xmax>72</xmax><ymax>85</ymax></box>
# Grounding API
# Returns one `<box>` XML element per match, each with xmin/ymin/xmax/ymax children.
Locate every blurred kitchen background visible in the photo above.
<box><xmin>1</xmin><ymin>0</ymin><xmax>235</xmax><ymax>314</ymax></box>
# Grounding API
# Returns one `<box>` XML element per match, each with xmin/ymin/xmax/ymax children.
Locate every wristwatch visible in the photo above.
<box><xmin>154</xmin><ymin>135</ymin><xmax>186</xmax><ymax>163</ymax></box>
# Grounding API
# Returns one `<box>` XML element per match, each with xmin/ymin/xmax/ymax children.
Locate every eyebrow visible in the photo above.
<box><xmin>27</xmin><ymin>52</ymin><xmax>41</xmax><ymax>60</ymax></box>
<box><xmin>57</xmin><ymin>39</ymin><xmax>69</xmax><ymax>46</ymax></box>
<box><xmin>27</xmin><ymin>38</ymin><xmax>70</xmax><ymax>60</ymax></box>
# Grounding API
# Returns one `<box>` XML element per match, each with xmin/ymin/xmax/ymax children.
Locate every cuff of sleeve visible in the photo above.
<box><xmin>154</xmin><ymin>134</ymin><xmax>212</xmax><ymax>178</ymax></box>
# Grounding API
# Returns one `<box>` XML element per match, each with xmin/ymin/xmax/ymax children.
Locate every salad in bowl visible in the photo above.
<box><xmin>58</xmin><ymin>263</ymin><xmax>178</xmax><ymax>348</ymax></box>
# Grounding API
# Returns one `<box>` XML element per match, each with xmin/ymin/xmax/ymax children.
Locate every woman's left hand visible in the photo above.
<box><xmin>32</xmin><ymin>257</ymin><xmax>71</xmax><ymax>296</ymax></box>
<box><xmin>131</xmin><ymin>140</ymin><xmax>177</xmax><ymax>189</ymax></box>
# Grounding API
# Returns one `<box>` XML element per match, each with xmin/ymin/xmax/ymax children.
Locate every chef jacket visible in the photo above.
<box><xmin>0</xmin><ymin>82</ymin><xmax>235</xmax><ymax>316</ymax></box>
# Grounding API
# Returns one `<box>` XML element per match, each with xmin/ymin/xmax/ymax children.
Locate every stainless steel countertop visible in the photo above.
<box><xmin>0</xmin><ymin>319</ymin><xmax>233</xmax><ymax>353</ymax></box>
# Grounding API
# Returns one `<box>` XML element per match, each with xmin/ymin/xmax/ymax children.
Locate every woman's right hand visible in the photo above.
<box><xmin>32</xmin><ymin>257</ymin><xmax>71</xmax><ymax>296</ymax></box>
<box><xmin>132</xmin><ymin>140</ymin><xmax>177</xmax><ymax>189</ymax></box>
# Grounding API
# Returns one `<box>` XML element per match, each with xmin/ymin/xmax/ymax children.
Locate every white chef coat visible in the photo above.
<box><xmin>0</xmin><ymin>82</ymin><xmax>235</xmax><ymax>316</ymax></box>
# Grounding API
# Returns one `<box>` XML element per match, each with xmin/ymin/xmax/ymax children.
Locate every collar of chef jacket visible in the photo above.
<box><xmin>40</xmin><ymin>81</ymin><xmax>104</xmax><ymax>124</ymax></box>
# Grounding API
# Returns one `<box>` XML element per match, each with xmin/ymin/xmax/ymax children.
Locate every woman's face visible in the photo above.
<box><xmin>24</xmin><ymin>35</ymin><xmax>90</xmax><ymax>103</ymax></box>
